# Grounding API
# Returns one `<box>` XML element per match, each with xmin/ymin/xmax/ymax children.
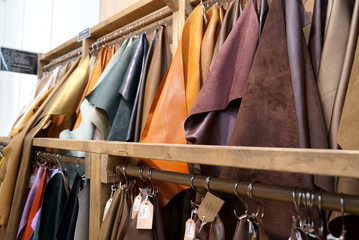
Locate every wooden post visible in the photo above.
<box><xmin>101</xmin><ymin>155</ymin><xmax>138</xmax><ymax>183</ymax></box>
<box><xmin>82</xmin><ymin>37</ymin><xmax>96</xmax><ymax>58</ymax></box>
<box><xmin>37</xmin><ymin>53</ymin><xmax>49</xmax><ymax>79</ymax></box>
<box><xmin>88</xmin><ymin>153</ymin><xmax>110</xmax><ymax>240</ymax></box>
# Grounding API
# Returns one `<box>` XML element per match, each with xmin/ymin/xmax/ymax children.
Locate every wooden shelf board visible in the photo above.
<box><xmin>32</xmin><ymin>138</ymin><xmax>359</xmax><ymax>179</ymax></box>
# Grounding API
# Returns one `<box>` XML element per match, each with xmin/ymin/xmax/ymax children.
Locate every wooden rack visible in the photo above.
<box><xmin>1</xmin><ymin>0</ymin><xmax>359</xmax><ymax>239</ymax></box>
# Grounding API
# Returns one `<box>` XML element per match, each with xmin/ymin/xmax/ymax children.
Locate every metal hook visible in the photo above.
<box><xmin>121</xmin><ymin>165</ymin><xmax>128</xmax><ymax>184</ymax></box>
<box><xmin>247</xmin><ymin>182</ymin><xmax>264</xmax><ymax>218</ymax></box>
<box><xmin>317</xmin><ymin>190</ymin><xmax>324</xmax><ymax>237</ymax></box>
<box><xmin>293</xmin><ymin>188</ymin><xmax>303</xmax><ymax>227</ymax></box>
<box><xmin>340</xmin><ymin>193</ymin><xmax>346</xmax><ymax>240</ymax></box>
<box><xmin>190</xmin><ymin>174</ymin><xmax>204</xmax><ymax>201</ymax></box>
<box><xmin>147</xmin><ymin>168</ymin><xmax>158</xmax><ymax>196</ymax></box>
<box><xmin>138</xmin><ymin>166</ymin><xmax>145</xmax><ymax>180</ymax></box>
<box><xmin>234</xmin><ymin>182</ymin><xmax>248</xmax><ymax>213</ymax></box>
<box><xmin>141</xmin><ymin>20</ymin><xmax>146</xmax><ymax>34</ymax></box>
<box><xmin>114</xmin><ymin>165</ymin><xmax>120</xmax><ymax>176</ymax></box>
<box><xmin>233</xmin><ymin>182</ymin><xmax>249</xmax><ymax>219</ymax></box>
<box><xmin>205</xmin><ymin>176</ymin><xmax>212</xmax><ymax>193</ymax></box>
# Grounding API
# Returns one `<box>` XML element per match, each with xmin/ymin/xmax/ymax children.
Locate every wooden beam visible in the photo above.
<box><xmin>163</xmin><ymin>0</ymin><xmax>192</xmax><ymax>15</ymax></box>
<box><xmin>0</xmin><ymin>137</ymin><xmax>10</xmax><ymax>144</ymax></box>
<box><xmin>32</xmin><ymin>138</ymin><xmax>359</xmax><ymax>179</ymax></box>
<box><xmin>82</xmin><ymin>38</ymin><xmax>96</xmax><ymax>58</ymax></box>
<box><xmin>90</xmin><ymin>0</ymin><xmax>166</xmax><ymax>39</ymax></box>
<box><xmin>41</xmin><ymin>37</ymin><xmax>81</xmax><ymax>62</ymax></box>
<box><xmin>88</xmin><ymin>153</ymin><xmax>110</xmax><ymax>240</ymax></box>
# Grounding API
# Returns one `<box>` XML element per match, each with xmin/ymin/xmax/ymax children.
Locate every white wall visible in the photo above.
<box><xmin>0</xmin><ymin>0</ymin><xmax>25</xmax><ymax>136</ymax></box>
<box><xmin>51</xmin><ymin>0</ymin><xmax>100</xmax><ymax>48</ymax></box>
<box><xmin>0</xmin><ymin>0</ymin><xmax>100</xmax><ymax>136</ymax></box>
<box><xmin>100</xmin><ymin>0</ymin><xmax>141</xmax><ymax>21</ymax></box>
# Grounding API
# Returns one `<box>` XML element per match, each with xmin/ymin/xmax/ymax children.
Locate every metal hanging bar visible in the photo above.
<box><xmin>33</xmin><ymin>150</ymin><xmax>85</xmax><ymax>166</ymax></box>
<box><xmin>89</xmin><ymin>7</ymin><xmax>173</xmax><ymax>53</ymax></box>
<box><xmin>115</xmin><ymin>164</ymin><xmax>359</xmax><ymax>215</ymax></box>
<box><xmin>42</xmin><ymin>48</ymin><xmax>82</xmax><ymax>72</ymax></box>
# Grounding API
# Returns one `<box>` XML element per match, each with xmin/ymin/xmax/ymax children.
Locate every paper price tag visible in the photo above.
<box><xmin>28</xmin><ymin>174</ymin><xmax>36</xmax><ymax>188</ymax></box>
<box><xmin>197</xmin><ymin>192</ymin><xmax>224</xmax><ymax>223</ymax></box>
<box><xmin>215</xmin><ymin>218</ymin><xmax>225</xmax><ymax>240</ymax></box>
<box><xmin>131</xmin><ymin>194</ymin><xmax>142</xmax><ymax>219</ymax></box>
<box><xmin>102</xmin><ymin>198</ymin><xmax>113</xmax><ymax>221</ymax></box>
<box><xmin>184</xmin><ymin>219</ymin><xmax>196</xmax><ymax>240</ymax></box>
<box><xmin>136</xmin><ymin>200</ymin><xmax>154</xmax><ymax>229</ymax></box>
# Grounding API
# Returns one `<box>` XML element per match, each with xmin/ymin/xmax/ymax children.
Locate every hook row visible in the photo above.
<box><xmin>90</xmin><ymin>8</ymin><xmax>171</xmax><ymax>54</ymax></box>
<box><xmin>43</xmin><ymin>48</ymin><xmax>82</xmax><ymax>72</ymax></box>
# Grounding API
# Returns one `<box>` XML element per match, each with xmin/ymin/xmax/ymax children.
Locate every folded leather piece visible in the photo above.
<box><xmin>107</xmin><ymin>34</ymin><xmax>148</xmax><ymax>141</ymax></box>
<box><xmin>123</xmin><ymin>195</ymin><xmax>165</xmax><ymax>240</ymax></box>
<box><xmin>134</xmin><ymin>30</ymin><xmax>157</xmax><ymax>141</ymax></box>
<box><xmin>98</xmin><ymin>187</ymin><xmax>122</xmax><ymax>240</ymax></box>
<box><xmin>285</xmin><ymin>0</ymin><xmax>331</xmax><ymax>191</ymax></box>
<box><xmin>337</xmin><ymin>18</ymin><xmax>359</xmax><ymax>151</ymax></box>
<box><xmin>195</xmin><ymin>216</ymin><xmax>225</xmax><ymax>240</ymax></box>
<box><xmin>329</xmin><ymin>0</ymin><xmax>359</xmax><ymax>149</ymax></box>
<box><xmin>140</xmin><ymin>5</ymin><xmax>207</xmax><ymax>205</ymax></box>
<box><xmin>331</xmin><ymin>2</ymin><xmax>359</xmax><ymax>232</ymax></box>
<box><xmin>59</xmin><ymin>48</ymin><xmax>115</xmax><ymax>156</ymax></box>
<box><xmin>73</xmin><ymin>47</ymin><xmax>113</xmax><ymax>130</ymax></box>
<box><xmin>17</xmin><ymin>167</ymin><xmax>47</xmax><ymax>240</ymax></box>
<box><xmin>316</xmin><ymin>0</ymin><xmax>356</xmax><ymax>131</ymax></box>
<box><xmin>109</xmin><ymin>185</ymin><xmax>126</xmax><ymax>240</ymax></box>
<box><xmin>162</xmin><ymin>188</ymin><xmax>195</xmax><ymax>239</ymax></box>
<box><xmin>10</xmin><ymin>66</ymin><xmax>62</xmax><ymax>138</ymax></box>
<box><xmin>308</xmin><ymin>0</ymin><xmax>328</xmax><ymax>78</ymax></box>
<box><xmin>232</xmin><ymin>215</ymin><xmax>269</xmax><ymax>240</ymax></box>
<box><xmin>220</xmin><ymin>0</ymin><xmax>316</xmax><ymax>238</ymax></box>
<box><xmin>0</xmin><ymin>57</ymin><xmax>88</xmax><ymax>240</ymax></box>
<box><xmin>11</xmin><ymin>68</ymin><xmax>57</xmax><ymax>136</ymax></box>
<box><xmin>0</xmin><ymin>58</ymin><xmax>79</xmax><ymax>234</ymax></box>
<box><xmin>185</xmin><ymin>0</ymin><xmax>259</xmax><ymax>176</ymax></box>
<box><xmin>114</xmin><ymin>187</ymin><xmax>133</xmax><ymax>240</ymax></box>
<box><xmin>214</xmin><ymin>0</ymin><xmax>242</xmax><ymax>52</ymax></box>
<box><xmin>285</xmin><ymin>0</ymin><xmax>311</xmax><ymax>148</ymax></box>
<box><xmin>86</xmin><ymin>39</ymin><xmax>133</xmax><ymax>138</ymax></box>
<box><xmin>33</xmin><ymin>172</ymin><xmax>68</xmax><ymax>240</ymax></box>
<box><xmin>74</xmin><ymin>181</ymin><xmax>89</xmax><ymax>240</ymax></box>
<box><xmin>57</xmin><ymin>173</ymin><xmax>83</xmax><ymax>240</ymax></box>
<box><xmin>258</xmin><ymin>0</ymin><xmax>269</xmax><ymax>35</ymax></box>
<box><xmin>201</xmin><ymin>6</ymin><xmax>221</xmax><ymax>84</ymax></box>
<box><xmin>136</xmin><ymin>26</ymin><xmax>171</xmax><ymax>141</ymax></box>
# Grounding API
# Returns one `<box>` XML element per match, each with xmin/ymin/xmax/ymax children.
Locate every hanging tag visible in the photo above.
<box><xmin>28</xmin><ymin>172</ymin><xmax>37</xmax><ymax>188</ymax></box>
<box><xmin>184</xmin><ymin>219</ymin><xmax>196</xmax><ymax>240</ymax></box>
<box><xmin>77</xmin><ymin>28</ymin><xmax>91</xmax><ymax>42</ymax></box>
<box><xmin>197</xmin><ymin>192</ymin><xmax>224</xmax><ymax>222</ymax></box>
<box><xmin>136</xmin><ymin>200</ymin><xmax>154</xmax><ymax>229</ymax></box>
<box><xmin>102</xmin><ymin>198</ymin><xmax>113</xmax><ymax>221</ymax></box>
<box><xmin>131</xmin><ymin>193</ymin><xmax>143</xmax><ymax>219</ymax></box>
<box><xmin>215</xmin><ymin>217</ymin><xmax>225</xmax><ymax>240</ymax></box>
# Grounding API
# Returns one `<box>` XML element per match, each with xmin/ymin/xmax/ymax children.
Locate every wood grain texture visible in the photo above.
<box><xmin>0</xmin><ymin>137</ymin><xmax>10</xmax><ymax>144</ymax></box>
<box><xmin>89</xmin><ymin>153</ymin><xmax>110</xmax><ymax>240</ymax></box>
<box><xmin>32</xmin><ymin>138</ymin><xmax>359</xmax><ymax>178</ymax></box>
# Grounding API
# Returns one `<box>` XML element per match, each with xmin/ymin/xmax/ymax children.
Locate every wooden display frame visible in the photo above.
<box><xmin>1</xmin><ymin>0</ymin><xmax>359</xmax><ymax>239</ymax></box>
